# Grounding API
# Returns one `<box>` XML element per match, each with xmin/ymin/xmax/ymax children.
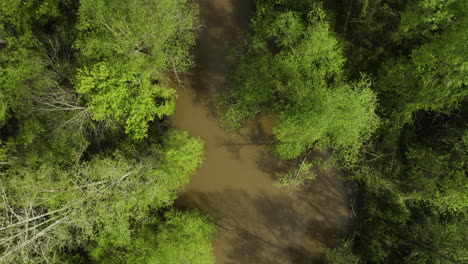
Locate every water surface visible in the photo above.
<box><xmin>171</xmin><ymin>1</ymin><xmax>351</xmax><ymax>263</ymax></box>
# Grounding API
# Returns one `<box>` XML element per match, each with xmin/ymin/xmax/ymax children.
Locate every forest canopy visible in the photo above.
<box><xmin>0</xmin><ymin>0</ymin><xmax>215</xmax><ymax>263</ymax></box>
<box><xmin>0</xmin><ymin>0</ymin><xmax>467</xmax><ymax>263</ymax></box>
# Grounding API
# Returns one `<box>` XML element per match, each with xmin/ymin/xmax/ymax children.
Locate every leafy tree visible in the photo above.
<box><xmin>126</xmin><ymin>210</ymin><xmax>215</xmax><ymax>264</ymax></box>
<box><xmin>0</xmin><ymin>1</ymin><xmax>208</xmax><ymax>263</ymax></box>
<box><xmin>341</xmin><ymin>0</ymin><xmax>467</xmax><ymax>125</ymax></box>
<box><xmin>0</xmin><ymin>21</ymin><xmax>47</xmax><ymax>125</ymax></box>
<box><xmin>277</xmin><ymin>159</ymin><xmax>317</xmax><ymax>187</ymax></box>
<box><xmin>378</xmin><ymin>6</ymin><xmax>468</xmax><ymax>124</ymax></box>
<box><xmin>0</xmin><ymin>0</ymin><xmax>78</xmax><ymax>126</ymax></box>
<box><xmin>351</xmin><ymin>109</ymin><xmax>468</xmax><ymax>263</ymax></box>
<box><xmin>403</xmin><ymin>142</ymin><xmax>467</xmax><ymax>213</ymax></box>
<box><xmin>326</xmin><ymin>1</ymin><xmax>468</xmax><ymax>262</ymax></box>
<box><xmin>219</xmin><ymin>2</ymin><xmax>379</xmax><ymax>165</ymax></box>
<box><xmin>396</xmin><ymin>0</ymin><xmax>460</xmax><ymax>41</ymax></box>
<box><xmin>74</xmin><ymin>0</ymin><xmax>198</xmax><ymax>138</ymax></box>
<box><xmin>337</xmin><ymin>0</ymin><xmax>403</xmax><ymax>75</ymax></box>
<box><xmin>75</xmin><ymin>60</ymin><xmax>175</xmax><ymax>138</ymax></box>
<box><xmin>360</xmin><ymin>199</ymin><xmax>468</xmax><ymax>263</ymax></box>
<box><xmin>91</xmin><ymin>210</ymin><xmax>215</xmax><ymax>264</ymax></box>
<box><xmin>0</xmin><ymin>130</ymin><xmax>204</xmax><ymax>263</ymax></box>
<box><xmin>326</xmin><ymin>240</ymin><xmax>360</xmax><ymax>264</ymax></box>
<box><xmin>273</xmin><ymin>78</ymin><xmax>378</xmax><ymax>163</ymax></box>
<box><xmin>403</xmin><ymin>215</ymin><xmax>468</xmax><ymax>263</ymax></box>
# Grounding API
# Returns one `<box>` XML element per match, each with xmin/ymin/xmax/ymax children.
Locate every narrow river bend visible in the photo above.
<box><xmin>171</xmin><ymin>0</ymin><xmax>352</xmax><ymax>263</ymax></box>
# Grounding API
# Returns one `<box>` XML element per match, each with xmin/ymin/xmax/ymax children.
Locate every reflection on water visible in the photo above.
<box><xmin>170</xmin><ymin>0</ymin><xmax>351</xmax><ymax>263</ymax></box>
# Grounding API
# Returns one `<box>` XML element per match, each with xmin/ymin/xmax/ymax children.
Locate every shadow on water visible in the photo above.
<box><xmin>189</xmin><ymin>0</ymin><xmax>253</xmax><ymax>104</ymax></box>
<box><xmin>171</xmin><ymin>0</ymin><xmax>352</xmax><ymax>263</ymax></box>
<box><xmin>177</xmin><ymin>176</ymin><xmax>349</xmax><ymax>264</ymax></box>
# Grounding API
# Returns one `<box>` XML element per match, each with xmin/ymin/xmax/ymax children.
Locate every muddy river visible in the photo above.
<box><xmin>170</xmin><ymin>0</ymin><xmax>352</xmax><ymax>263</ymax></box>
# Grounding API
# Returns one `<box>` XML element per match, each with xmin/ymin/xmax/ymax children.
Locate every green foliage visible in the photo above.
<box><xmin>74</xmin><ymin>0</ymin><xmax>196</xmax><ymax>67</ymax></box>
<box><xmin>324</xmin><ymin>1</ymin><xmax>468</xmax><ymax>262</ymax></box>
<box><xmin>88</xmin><ymin>211</ymin><xmax>214</xmax><ymax>264</ymax></box>
<box><xmin>277</xmin><ymin>162</ymin><xmax>316</xmax><ymax>187</ymax></box>
<box><xmin>360</xmin><ymin>202</ymin><xmax>468</xmax><ymax>263</ymax></box>
<box><xmin>0</xmin><ymin>0</ymin><xmax>78</xmax><ymax>126</ymax></box>
<box><xmin>352</xmin><ymin>111</ymin><xmax>468</xmax><ymax>263</ymax></box>
<box><xmin>141</xmin><ymin>210</ymin><xmax>215</xmax><ymax>264</ymax></box>
<box><xmin>0</xmin><ymin>0</ymin><xmax>61</xmax><ymax>31</ymax></box>
<box><xmin>0</xmin><ymin>30</ymin><xmax>50</xmax><ymax>126</ymax></box>
<box><xmin>326</xmin><ymin>240</ymin><xmax>360</xmax><ymax>264</ymax></box>
<box><xmin>2</xmin><ymin>0</ymin><xmax>466</xmax><ymax>263</ymax></box>
<box><xmin>273</xmin><ymin>78</ymin><xmax>379</xmax><ymax>163</ymax></box>
<box><xmin>378</xmin><ymin>18</ymin><xmax>468</xmax><ymax>123</ymax></box>
<box><xmin>400</xmin><ymin>215</ymin><xmax>468</xmax><ymax>263</ymax></box>
<box><xmin>340</xmin><ymin>0</ymin><xmax>402</xmax><ymax>75</ymax></box>
<box><xmin>404</xmin><ymin>145</ymin><xmax>467</xmax><ymax>213</ymax></box>
<box><xmin>0</xmin><ymin>0</ymin><xmax>206</xmax><ymax>263</ymax></box>
<box><xmin>219</xmin><ymin>2</ymin><xmax>379</xmax><ymax>165</ymax></box>
<box><xmin>343</xmin><ymin>0</ymin><xmax>467</xmax><ymax>125</ymax></box>
<box><xmin>0</xmin><ymin>129</ymin><xmax>204</xmax><ymax>263</ymax></box>
<box><xmin>74</xmin><ymin>0</ymin><xmax>197</xmax><ymax>138</ymax></box>
<box><xmin>75</xmin><ymin>60</ymin><xmax>175</xmax><ymax>138</ymax></box>
<box><xmin>397</xmin><ymin>0</ymin><xmax>459</xmax><ymax>40</ymax></box>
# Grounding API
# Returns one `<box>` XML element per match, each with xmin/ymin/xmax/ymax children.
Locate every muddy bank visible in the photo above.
<box><xmin>170</xmin><ymin>0</ymin><xmax>352</xmax><ymax>263</ymax></box>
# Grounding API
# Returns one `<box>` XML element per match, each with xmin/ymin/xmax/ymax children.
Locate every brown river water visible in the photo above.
<box><xmin>170</xmin><ymin>0</ymin><xmax>352</xmax><ymax>263</ymax></box>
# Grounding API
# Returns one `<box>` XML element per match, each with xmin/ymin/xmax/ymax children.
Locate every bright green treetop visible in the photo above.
<box><xmin>145</xmin><ymin>210</ymin><xmax>215</xmax><ymax>264</ymax></box>
<box><xmin>74</xmin><ymin>0</ymin><xmax>197</xmax><ymax>138</ymax></box>
<box><xmin>219</xmin><ymin>3</ymin><xmax>379</xmax><ymax>165</ymax></box>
